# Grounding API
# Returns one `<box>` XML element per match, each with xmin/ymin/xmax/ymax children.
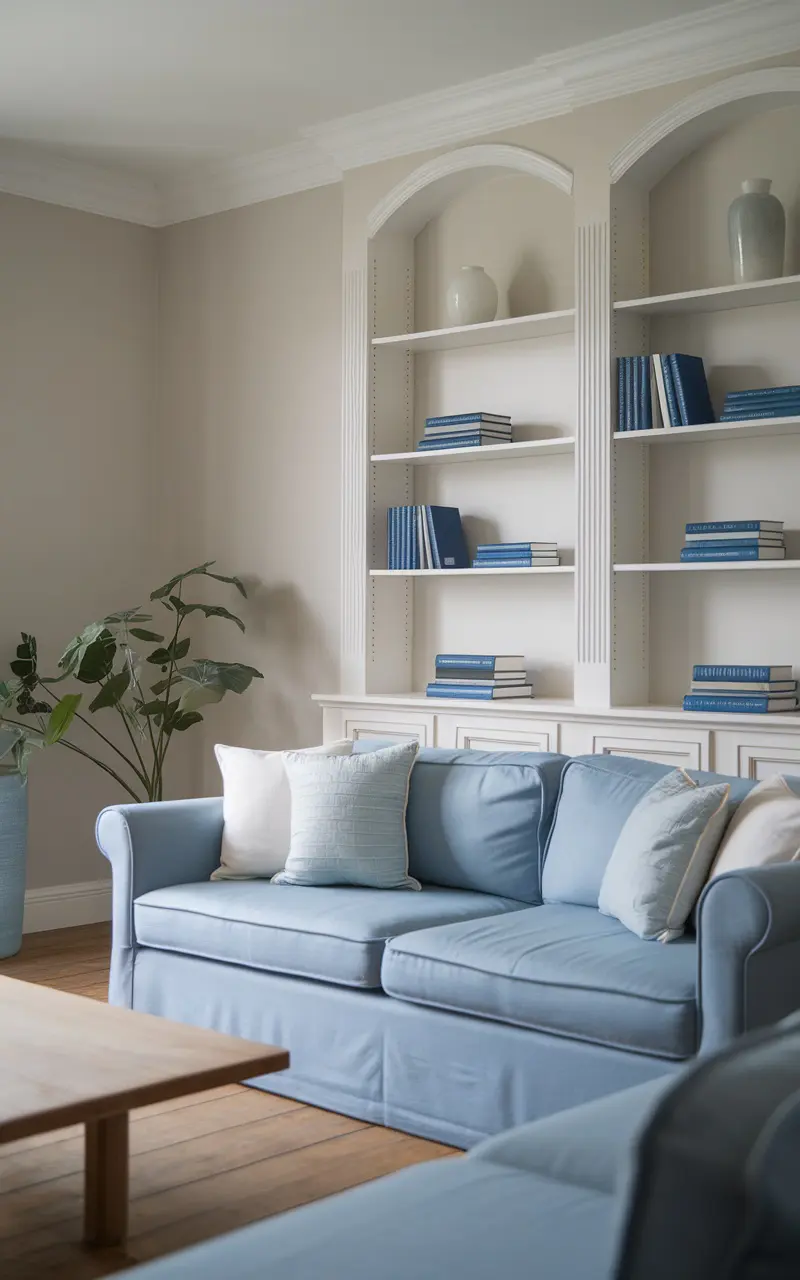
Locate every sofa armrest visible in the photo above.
<box><xmin>96</xmin><ymin>798</ymin><xmax>224</xmax><ymax>1006</ymax></box>
<box><xmin>697</xmin><ymin>864</ymin><xmax>800</xmax><ymax>1053</ymax></box>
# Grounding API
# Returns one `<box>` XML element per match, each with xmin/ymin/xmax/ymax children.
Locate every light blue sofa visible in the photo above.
<box><xmin>125</xmin><ymin>1012</ymin><xmax>800</xmax><ymax>1280</ymax></box>
<box><xmin>97</xmin><ymin>748</ymin><xmax>800</xmax><ymax>1148</ymax></box>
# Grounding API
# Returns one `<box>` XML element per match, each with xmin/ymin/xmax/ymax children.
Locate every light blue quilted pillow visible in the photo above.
<box><xmin>273</xmin><ymin>740</ymin><xmax>421</xmax><ymax>890</ymax></box>
<box><xmin>598</xmin><ymin>768</ymin><xmax>730</xmax><ymax>942</ymax></box>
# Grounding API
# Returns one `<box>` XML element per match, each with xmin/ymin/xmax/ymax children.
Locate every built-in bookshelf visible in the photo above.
<box><xmin>330</xmin><ymin>68</ymin><xmax>800</xmax><ymax>769</ymax></box>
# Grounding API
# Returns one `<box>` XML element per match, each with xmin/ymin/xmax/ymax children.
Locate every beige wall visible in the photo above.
<box><xmin>158</xmin><ymin>184</ymin><xmax>343</xmax><ymax>796</ymax></box>
<box><xmin>0</xmin><ymin>194</ymin><xmax>159</xmax><ymax>889</ymax></box>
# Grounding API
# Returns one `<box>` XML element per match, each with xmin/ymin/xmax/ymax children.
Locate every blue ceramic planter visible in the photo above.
<box><xmin>0</xmin><ymin>772</ymin><xmax>28</xmax><ymax>958</ymax></box>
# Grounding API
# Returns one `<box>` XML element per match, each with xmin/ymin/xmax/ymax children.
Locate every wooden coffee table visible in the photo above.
<box><xmin>0</xmin><ymin>975</ymin><xmax>288</xmax><ymax>1247</ymax></box>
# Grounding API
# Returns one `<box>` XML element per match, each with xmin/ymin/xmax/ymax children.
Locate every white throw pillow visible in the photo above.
<box><xmin>708</xmin><ymin>774</ymin><xmax>800</xmax><ymax>880</ymax></box>
<box><xmin>211</xmin><ymin>740</ymin><xmax>353</xmax><ymax>880</ymax></box>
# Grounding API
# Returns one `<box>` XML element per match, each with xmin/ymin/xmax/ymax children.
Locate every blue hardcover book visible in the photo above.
<box><xmin>624</xmin><ymin>358</ymin><xmax>633</xmax><ymax>432</ymax></box>
<box><xmin>472</xmin><ymin>558</ymin><xmax>558</xmax><ymax>567</ymax></box>
<box><xmin>680</xmin><ymin>546</ymin><xmax>784</xmax><ymax>561</ymax></box>
<box><xmin>658</xmin><ymin>354</ymin><xmax>681</xmax><ymax>427</ymax></box>
<box><xmin>685</xmin><ymin>520</ymin><xmax>783</xmax><ymax>534</ymax></box>
<box><xmin>387</xmin><ymin>508</ymin><xmax>396</xmax><ymax>570</ymax></box>
<box><xmin>668</xmin><ymin>354</ymin><xmax>714</xmax><ymax>426</ymax></box>
<box><xmin>417</xmin><ymin>434</ymin><xmax>509</xmax><ymax>450</ymax></box>
<box><xmin>722</xmin><ymin>393</ymin><xmax>800</xmax><ymax>411</ymax></box>
<box><xmin>398</xmin><ymin>506</ymin><xmax>405</xmax><ymax>570</ymax></box>
<box><xmin>641</xmin><ymin>356</ymin><xmax>652</xmax><ymax>430</ymax></box>
<box><xmin>617</xmin><ymin>358</ymin><xmax>626</xmax><ymax>432</ymax></box>
<box><xmin>721</xmin><ymin>405</ymin><xmax>800</xmax><ymax>421</ymax></box>
<box><xmin>686</xmin><ymin>537</ymin><xmax>783</xmax><ymax>549</ymax></box>
<box><xmin>426</xmin><ymin>507</ymin><xmax>468</xmax><ymax>568</ymax></box>
<box><xmin>692</xmin><ymin>664</ymin><xmax>792</xmax><ymax>682</ymax></box>
<box><xmin>725</xmin><ymin>384</ymin><xmax>800</xmax><ymax>403</ymax></box>
<box><xmin>426</xmin><ymin>683</ymin><xmax>533</xmax><ymax>700</ymax></box>
<box><xmin>436</xmin><ymin>654</ymin><xmax>523</xmax><ymax>670</ymax></box>
<box><xmin>425</xmin><ymin>412</ymin><xmax>511</xmax><ymax>427</ymax></box>
<box><xmin>425</xmin><ymin>506</ymin><xmax>441</xmax><ymax>569</ymax></box>
<box><xmin>631</xmin><ymin>357</ymin><xmax>639</xmax><ymax>431</ymax></box>
<box><xmin>404</xmin><ymin>505</ymin><xmax>413</xmax><ymax>570</ymax></box>
<box><xmin>410</xmin><ymin>505</ymin><xmax>420</xmax><ymax>570</ymax></box>
<box><xmin>477</xmin><ymin>542</ymin><xmax>558</xmax><ymax>553</ymax></box>
<box><xmin>683</xmin><ymin>694</ymin><xmax>798</xmax><ymax>714</ymax></box>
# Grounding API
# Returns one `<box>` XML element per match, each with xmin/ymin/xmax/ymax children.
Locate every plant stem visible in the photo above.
<box><xmin>129</xmin><ymin>662</ymin><xmax>160</xmax><ymax>799</ymax></box>
<box><xmin>36</xmin><ymin>683</ymin><xmax>147</xmax><ymax>790</ymax></box>
<box><xmin>0</xmin><ymin>714</ymin><xmax>143</xmax><ymax>802</ymax></box>
<box><xmin>153</xmin><ymin>592</ymin><xmax>184</xmax><ymax>801</ymax></box>
<box><xmin>58</xmin><ymin>739</ymin><xmax>144</xmax><ymax>802</ymax></box>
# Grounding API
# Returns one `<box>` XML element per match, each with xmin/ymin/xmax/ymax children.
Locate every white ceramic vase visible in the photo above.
<box><xmin>445</xmin><ymin>266</ymin><xmax>498</xmax><ymax>326</ymax></box>
<box><xmin>728</xmin><ymin>179</ymin><xmax>786</xmax><ymax>284</ymax></box>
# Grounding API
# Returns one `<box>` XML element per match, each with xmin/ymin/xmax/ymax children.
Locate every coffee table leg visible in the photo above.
<box><xmin>84</xmin><ymin>1112</ymin><xmax>129</xmax><ymax>1247</ymax></box>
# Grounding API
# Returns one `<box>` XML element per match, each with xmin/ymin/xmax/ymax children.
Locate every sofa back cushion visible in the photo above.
<box><xmin>354</xmin><ymin>744</ymin><xmax>567</xmax><ymax>902</ymax></box>
<box><xmin>542</xmin><ymin>754</ymin><xmax>754</xmax><ymax>908</ymax></box>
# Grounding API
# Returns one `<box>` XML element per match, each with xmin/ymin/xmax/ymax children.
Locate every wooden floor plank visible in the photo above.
<box><xmin>0</xmin><ymin>923</ymin><xmax>454</xmax><ymax>1279</ymax></box>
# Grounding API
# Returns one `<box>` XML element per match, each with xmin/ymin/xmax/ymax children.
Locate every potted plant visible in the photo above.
<box><xmin>0</xmin><ymin>562</ymin><xmax>262</xmax><ymax>957</ymax></box>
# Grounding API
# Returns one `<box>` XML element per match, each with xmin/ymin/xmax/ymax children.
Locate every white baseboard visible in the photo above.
<box><xmin>23</xmin><ymin>879</ymin><xmax>113</xmax><ymax>934</ymax></box>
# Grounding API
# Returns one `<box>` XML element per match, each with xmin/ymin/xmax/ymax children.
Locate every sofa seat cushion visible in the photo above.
<box><xmin>381</xmin><ymin>903</ymin><xmax>698</xmax><ymax>1058</ymax></box>
<box><xmin>120</xmin><ymin>1154</ymin><xmax>617</xmax><ymax>1280</ymax></box>
<box><xmin>471</xmin><ymin>1076</ymin><xmax>676</xmax><ymax>1193</ymax></box>
<box><xmin>133</xmin><ymin>880</ymin><xmax>526</xmax><ymax>990</ymax></box>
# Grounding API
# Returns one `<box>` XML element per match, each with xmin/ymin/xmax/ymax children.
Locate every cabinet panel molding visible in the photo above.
<box><xmin>446</xmin><ymin>719</ymin><xmax>560</xmax><ymax>754</ymax></box>
<box><xmin>591</xmin><ymin>727</ymin><xmax>710</xmax><ymax>770</ymax></box>
<box><xmin>734</xmin><ymin>739</ymin><xmax>800</xmax><ymax>781</ymax></box>
<box><xmin>343</xmin><ymin>712</ymin><xmax>435</xmax><ymax>747</ymax></box>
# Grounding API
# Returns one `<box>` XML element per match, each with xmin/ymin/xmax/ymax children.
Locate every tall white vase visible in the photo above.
<box><xmin>445</xmin><ymin>266</ymin><xmax>498</xmax><ymax>326</ymax></box>
<box><xmin>728</xmin><ymin>179</ymin><xmax>786</xmax><ymax>284</ymax></box>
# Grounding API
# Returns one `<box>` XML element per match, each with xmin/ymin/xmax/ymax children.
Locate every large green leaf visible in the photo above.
<box><xmin>58</xmin><ymin>622</ymin><xmax>107</xmax><ymax>676</ymax></box>
<box><xmin>178</xmin><ymin>683</ymin><xmax>224</xmax><ymax>713</ymax></box>
<box><xmin>170</xmin><ymin>710</ymin><xmax>204</xmax><ymax>733</ymax></box>
<box><xmin>177</xmin><ymin>659</ymin><xmax>263</xmax><ymax>696</ymax></box>
<box><xmin>104</xmin><ymin>609</ymin><xmax>154</xmax><ymax>627</ymax></box>
<box><xmin>10</xmin><ymin>634</ymin><xmax>38</xmax><ymax>689</ymax></box>
<box><xmin>150</xmin><ymin>562</ymin><xmax>246</xmax><ymax>601</ymax></box>
<box><xmin>169</xmin><ymin>601</ymin><xmax>245</xmax><ymax>633</ymax></box>
<box><xmin>129</xmin><ymin>628</ymin><xmax>164</xmax><ymax>643</ymax></box>
<box><xmin>44</xmin><ymin>693</ymin><xmax>82</xmax><ymax>745</ymax></box>
<box><xmin>146</xmin><ymin>636</ymin><xmax>190</xmax><ymax>666</ymax></box>
<box><xmin>76</xmin><ymin>631</ymin><xmax>117</xmax><ymax>684</ymax></box>
<box><xmin>0</xmin><ymin>678</ymin><xmax>22</xmax><ymax>711</ymax></box>
<box><xmin>88</xmin><ymin>669</ymin><xmax>130</xmax><ymax>712</ymax></box>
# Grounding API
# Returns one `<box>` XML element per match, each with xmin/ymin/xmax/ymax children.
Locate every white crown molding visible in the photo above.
<box><xmin>23</xmin><ymin>878</ymin><xmax>112</xmax><ymax>934</ymax></box>
<box><xmin>305</xmin><ymin>0</ymin><xmax>800</xmax><ymax>172</ymax></box>
<box><xmin>159</xmin><ymin>140</ymin><xmax>342</xmax><ymax>225</ymax></box>
<box><xmin>611</xmin><ymin>66</ymin><xmax>800</xmax><ymax>187</ymax></box>
<box><xmin>368</xmin><ymin>144</ymin><xmax>573</xmax><ymax>239</ymax></box>
<box><xmin>0</xmin><ymin>143</ymin><xmax>161</xmax><ymax>226</ymax></box>
<box><xmin>1</xmin><ymin>1</ymin><xmax>799</xmax><ymax>225</ymax></box>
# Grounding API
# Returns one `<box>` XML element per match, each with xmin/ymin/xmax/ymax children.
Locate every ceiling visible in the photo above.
<box><xmin>0</xmin><ymin>0</ymin><xmax>732</xmax><ymax>177</ymax></box>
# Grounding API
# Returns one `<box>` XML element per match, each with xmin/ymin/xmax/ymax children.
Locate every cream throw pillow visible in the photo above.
<box><xmin>211</xmin><ymin>740</ymin><xmax>353</xmax><ymax>880</ymax></box>
<box><xmin>708</xmin><ymin>775</ymin><xmax>800</xmax><ymax>880</ymax></box>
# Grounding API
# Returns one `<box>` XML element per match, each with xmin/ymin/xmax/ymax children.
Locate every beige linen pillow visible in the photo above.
<box><xmin>211</xmin><ymin>740</ymin><xmax>353</xmax><ymax>880</ymax></box>
<box><xmin>708</xmin><ymin>774</ymin><xmax>800</xmax><ymax>880</ymax></box>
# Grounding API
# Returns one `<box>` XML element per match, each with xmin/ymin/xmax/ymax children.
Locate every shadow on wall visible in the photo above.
<box><xmin>207</xmin><ymin>578</ymin><xmax>338</xmax><ymax>760</ymax></box>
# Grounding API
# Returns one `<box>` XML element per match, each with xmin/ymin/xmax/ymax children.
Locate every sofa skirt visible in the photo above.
<box><xmin>131</xmin><ymin>947</ymin><xmax>679</xmax><ymax>1149</ymax></box>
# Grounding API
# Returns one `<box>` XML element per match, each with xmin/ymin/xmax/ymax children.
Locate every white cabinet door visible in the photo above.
<box><xmin>343</xmin><ymin>710</ymin><xmax>436</xmax><ymax>747</ymax></box>
<box><xmin>588</xmin><ymin>726</ymin><xmax>711</xmax><ymax>770</ymax></box>
<box><xmin>715</xmin><ymin>730</ymin><xmax>800</xmax><ymax>780</ymax></box>
<box><xmin>435</xmin><ymin>715</ymin><xmax>560</xmax><ymax>754</ymax></box>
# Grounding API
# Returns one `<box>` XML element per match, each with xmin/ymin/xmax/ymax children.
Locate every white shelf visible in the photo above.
<box><xmin>313</xmin><ymin>692</ymin><xmax>800</xmax><ymax>731</ymax></box>
<box><xmin>371</xmin><ymin>567</ymin><xmax>574</xmax><ymax>577</ymax></box>
<box><xmin>614</xmin><ymin>273</ymin><xmax>800</xmax><ymax>317</ymax></box>
<box><xmin>614</xmin><ymin>417</ymin><xmax>800</xmax><ymax>444</ymax></box>
<box><xmin>372</xmin><ymin>437</ymin><xmax>575</xmax><ymax>465</ymax></box>
<box><xmin>371</xmin><ymin>309</ymin><xmax>575</xmax><ymax>352</ymax></box>
<box><xmin>615</xmin><ymin>561</ymin><xmax>800</xmax><ymax>573</ymax></box>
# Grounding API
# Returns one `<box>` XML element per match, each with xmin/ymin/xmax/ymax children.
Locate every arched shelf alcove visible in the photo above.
<box><xmin>344</xmin><ymin>143</ymin><xmax>578</xmax><ymax>700</ymax></box>
<box><xmin>608</xmin><ymin>66</ymin><xmax>800</xmax><ymax>715</ymax></box>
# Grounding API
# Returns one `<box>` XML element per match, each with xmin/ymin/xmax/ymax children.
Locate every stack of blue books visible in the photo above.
<box><xmin>680</xmin><ymin>520</ymin><xmax>785</xmax><ymax>562</ymax></box>
<box><xmin>426</xmin><ymin>654</ymin><xmax>533</xmax><ymax>700</ymax></box>
<box><xmin>683</xmin><ymin>665</ymin><xmax>797</xmax><ymax>714</ymax></box>
<box><xmin>417</xmin><ymin>412</ymin><xmax>512</xmax><ymax>452</ymax></box>
<box><xmin>472</xmin><ymin>541</ymin><xmax>560</xmax><ymax>568</ymax></box>
<box><xmin>617</xmin><ymin>354</ymin><xmax>713</xmax><ymax>430</ymax></box>
<box><xmin>720</xmin><ymin>384</ymin><xmax>800</xmax><ymax>422</ymax></box>
<box><xmin>387</xmin><ymin>505</ymin><xmax>468</xmax><ymax>569</ymax></box>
